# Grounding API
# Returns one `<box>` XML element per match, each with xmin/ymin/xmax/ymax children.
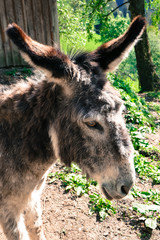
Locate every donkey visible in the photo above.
<box><xmin>0</xmin><ymin>16</ymin><xmax>146</xmax><ymax>240</ymax></box>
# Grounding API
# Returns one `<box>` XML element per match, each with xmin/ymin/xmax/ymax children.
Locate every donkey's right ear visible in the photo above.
<box><xmin>90</xmin><ymin>16</ymin><xmax>146</xmax><ymax>72</ymax></box>
<box><xmin>6</xmin><ymin>23</ymin><xmax>75</xmax><ymax>93</ymax></box>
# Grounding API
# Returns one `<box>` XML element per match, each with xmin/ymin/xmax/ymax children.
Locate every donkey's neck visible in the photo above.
<box><xmin>0</xmin><ymin>80</ymin><xmax>58</xmax><ymax>121</ymax></box>
<box><xmin>0</xmin><ymin>79</ymin><xmax>61</xmax><ymax>166</ymax></box>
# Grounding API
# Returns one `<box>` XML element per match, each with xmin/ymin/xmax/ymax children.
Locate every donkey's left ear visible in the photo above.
<box><xmin>6</xmin><ymin>23</ymin><xmax>75</xmax><ymax>94</ymax></box>
<box><xmin>90</xmin><ymin>16</ymin><xmax>146</xmax><ymax>72</ymax></box>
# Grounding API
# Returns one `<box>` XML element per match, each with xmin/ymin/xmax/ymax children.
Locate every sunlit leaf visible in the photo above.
<box><xmin>145</xmin><ymin>218</ymin><xmax>157</xmax><ymax>230</ymax></box>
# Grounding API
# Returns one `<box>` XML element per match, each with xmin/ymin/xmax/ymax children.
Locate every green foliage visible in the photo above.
<box><xmin>58</xmin><ymin>0</ymin><xmax>130</xmax><ymax>50</ymax></box>
<box><xmin>84</xmin><ymin>0</ymin><xmax>114</xmax><ymax>40</ymax></box>
<box><xmin>5</xmin><ymin>69</ymin><xmax>17</xmax><ymax>77</ymax></box>
<box><xmin>84</xmin><ymin>0</ymin><xmax>125</xmax><ymax>41</ymax></box>
<box><xmin>148</xmin><ymin>27</ymin><xmax>160</xmax><ymax>77</ymax></box>
<box><xmin>145</xmin><ymin>0</ymin><xmax>160</xmax><ymax>31</ymax></box>
<box><xmin>146</xmin><ymin>92</ymin><xmax>160</xmax><ymax>101</ymax></box>
<box><xmin>83</xmin><ymin>0</ymin><xmax>130</xmax><ymax>42</ymax></box>
<box><xmin>132</xmin><ymin>187</ymin><xmax>160</xmax><ymax>205</ymax></box>
<box><xmin>134</xmin><ymin>153</ymin><xmax>160</xmax><ymax>184</ymax></box>
<box><xmin>89</xmin><ymin>193</ymin><xmax>116</xmax><ymax>221</ymax></box>
<box><xmin>49</xmin><ymin>163</ymin><xmax>116</xmax><ymax>220</ymax></box>
<box><xmin>130</xmin><ymin>128</ymin><xmax>150</xmax><ymax>150</ymax></box>
<box><xmin>84</xmin><ymin>33</ymin><xmax>102</xmax><ymax>51</ymax></box>
<box><xmin>149</xmin><ymin>103</ymin><xmax>160</xmax><ymax>114</ymax></box>
<box><xmin>98</xmin><ymin>14</ymin><xmax>130</xmax><ymax>42</ymax></box>
<box><xmin>5</xmin><ymin>68</ymin><xmax>32</xmax><ymax>78</ymax></box>
<box><xmin>132</xmin><ymin>203</ymin><xmax>160</xmax><ymax>229</ymax></box>
<box><xmin>57</xmin><ymin>0</ymin><xmax>87</xmax><ymax>50</ymax></box>
<box><xmin>108</xmin><ymin>73</ymin><xmax>156</xmax><ymax>127</ymax></box>
<box><xmin>49</xmin><ymin>163</ymin><xmax>97</xmax><ymax>196</ymax></box>
<box><xmin>118</xmin><ymin>50</ymin><xmax>137</xmax><ymax>77</ymax></box>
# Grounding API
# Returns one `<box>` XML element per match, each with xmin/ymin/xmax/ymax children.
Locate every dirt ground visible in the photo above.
<box><xmin>0</xmin><ymin>69</ymin><xmax>159</xmax><ymax>240</ymax></box>
<box><xmin>0</xmin><ymin>162</ymin><xmax>159</xmax><ymax>240</ymax></box>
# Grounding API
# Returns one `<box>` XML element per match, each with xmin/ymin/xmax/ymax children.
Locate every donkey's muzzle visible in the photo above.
<box><xmin>102</xmin><ymin>179</ymin><xmax>134</xmax><ymax>200</ymax></box>
<box><xmin>102</xmin><ymin>186</ymin><xmax>113</xmax><ymax>200</ymax></box>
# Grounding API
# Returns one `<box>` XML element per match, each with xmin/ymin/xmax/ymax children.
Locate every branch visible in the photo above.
<box><xmin>104</xmin><ymin>1</ymin><xmax>129</xmax><ymax>19</ymax></box>
<box><xmin>116</xmin><ymin>71</ymin><xmax>136</xmax><ymax>81</ymax></box>
<box><xmin>85</xmin><ymin>0</ymin><xmax>113</xmax><ymax>22</ymax></box>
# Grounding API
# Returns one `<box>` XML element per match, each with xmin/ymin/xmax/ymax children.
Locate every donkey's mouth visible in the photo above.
<box><xmin>102</xmin><ymin>186</ymin><xmax>113</xmax><ymax>200</ymax></box>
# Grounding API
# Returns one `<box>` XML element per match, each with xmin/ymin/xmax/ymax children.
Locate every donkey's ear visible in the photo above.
<box><xmin>90</xmin><ymin>16</ymin><xmax>146</xmax><ymax>72</ymax></box>
<box><xmin>6</xmin><ymin>23</ymin><xmax>74</xmax><ymax>91</ymax></box>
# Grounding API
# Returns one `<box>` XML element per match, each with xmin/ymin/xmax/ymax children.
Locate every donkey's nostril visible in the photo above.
<box><xmin>121</xmin><ymin>185</ymin><xmax>129</xmax><ymax>196</ymax></box>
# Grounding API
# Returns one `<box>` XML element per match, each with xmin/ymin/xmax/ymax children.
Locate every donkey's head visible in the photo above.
<box><xmin>7</xmin><ymin>16</ymin><xmax>146</xmax><ymax>200</ymax></box>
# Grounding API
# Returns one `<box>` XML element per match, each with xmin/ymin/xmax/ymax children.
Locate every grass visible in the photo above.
<box><xmin>84</xmin><ymin>34</ymin><xmax>102</xmax><ymax>51</ymax></box>
<box><xmin>60</xmin><ymin>32</ymin><xmax>102</xmax><ymax>54</ymax></box>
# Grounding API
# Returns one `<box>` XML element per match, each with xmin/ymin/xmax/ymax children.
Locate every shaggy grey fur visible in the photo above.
<box><xmin>0</xmin><ymin>16</ymin><xmax>146</xmax><ymax>239</ymax></box>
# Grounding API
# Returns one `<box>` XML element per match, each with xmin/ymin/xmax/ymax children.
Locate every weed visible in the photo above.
<box><xmin>132</xmin><ymin>203</ymin><xmax>160</xmax><ymax>230</ymax></box>
<box><xmin>134</xmin><ymin>153</ymin><xmax>160</xmax><ymax>184</ymax></box>
<box><xmin>49</xmin><ymin>163</ymin><xmax>97</xmax><ymax>196</ymax></box>
<box><xmin>131</xmin><ymin>187</ymin><xmax>160</xmax><ymax>205</ymax></box>
<box><xmin>147</xmin><ymin>92</ymin><xmax>160</xmax><ymax>101</ymax></box>
<box><xmin>49</xmin><ymin>163</ymin><xmax>116</xmax><ymax>220</ymax></box>
<box><xmin>5</xmin><ymin>69</ymin><xmax>17</xmax><ymax>76</ymax></box>
<box><xmin>89</xmin><ymin>193</ymin><xmax>116</xmax><ymax>221</ymax></box>
<box><xmin>4</xmin><ymin>67</ymin><xmax>33</xmax><ymax>79</ymax></box>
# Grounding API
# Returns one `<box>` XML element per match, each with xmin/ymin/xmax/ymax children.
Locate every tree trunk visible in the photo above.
<box><xmin>129</xmin><ymin>0</ymin><xmax>159</xmax><ymax>92</ymax></box>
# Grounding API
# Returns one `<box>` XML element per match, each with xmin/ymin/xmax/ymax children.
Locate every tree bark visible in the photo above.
<box><xmin>129</xmin><ymin>0</ymin><xmax>159</xmax><ymax>92</ymax></box>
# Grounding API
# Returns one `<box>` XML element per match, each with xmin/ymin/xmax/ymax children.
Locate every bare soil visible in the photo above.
<box><xmin>0</xmin><ymin>162</ymin><xmax>159</xmax><ymax>240</ymax></box>
<box><xmin>0</xmin><ymin>69</ymin><xmax>159</xmax><ymax>240</ymax></box>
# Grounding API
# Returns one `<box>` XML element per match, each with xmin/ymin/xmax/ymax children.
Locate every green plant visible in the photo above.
<box><xmin>148</xmin><ymin>27</ymin><xmax>160</xmax><ymax>77</ymax></box>
<box><xmin>49</xmin><ymin>163</ymin><xmax>117</xmax><ymax>220</ymax></box>
<box><xmin>5</xmin><ymin>69</ymin><xmax>17</xmax><ymax>76</ymax></box>
<box><xmin>98</xmin><ymin>14</ymin><xmax>130</xmax><ymax>43</ymax></box>
<box><xmin>57</xmin><ymin>0</ymin><xmax>87</xmax><ymax>51</ymax></box>
<box><xmin>131</xmin><ymin>187</ymin><xmax>160</xmax><ymax>205</ymax></box>
<box><xmin>5</xmin><ymin>68</ymin><xmax>32</xmax><ymax>78</ymax></box>
<box><xmin>89</xmin><ymin>193</ymin><xmax>116</xmax><ymax>221</ymax></box>
<box><xmin>49</xmin><ymin>163</ymin><xmax>97</xmax><ymax>196</ymax></box>
<box><xmin>134</xmin><ymin>153</ymin><xmax>160</xmax><ymax>184</ymax></box>
<box><xmin>108</xmin><ymin>73</ymin><xmax>156</xmax><ymax>127</ymax></box>
<box><xmin>146</xmin><ymin>92</ymin><xmax>160</xmax><ymax>101</ymax></box>
<box><xmin>146</xmin><ymin>0</ymin><xmax>160</xmax><ymax>32</ymax></box>
<box><xmin>21</xmin><ymin>67</ymin><xmax>32</xmax><ymax>76</ymax></box>
<box><xmin>132</xmin><ymin>203</ymin><xmax>160</xmax><ymax>230</ymax></box>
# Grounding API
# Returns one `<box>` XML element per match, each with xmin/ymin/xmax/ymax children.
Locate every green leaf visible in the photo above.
<box><xmin>99</xmin><ymin>210</ymin><xmax>107</xmax><ymax>220</ymax></box>
<box><xmin>76</xmin><ymin>186</ymin><xmax>84</xmax><ymax>196</ymax></box>
<box><xmin>145</xmin><ymin>218</ymin><xmax>157</xmax><ymax>230</ymax></box>
<box><xmin>133</xmin><ymin>203</ymin><xmax>160</xmax><ymax>214</ymax></box>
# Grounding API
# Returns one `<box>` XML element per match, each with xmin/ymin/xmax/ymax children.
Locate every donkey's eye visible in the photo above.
<box><xmin>86</xmin><ymin>121</ymin><xmax>97</xmax><ymax>127</ymax></box>
<box><xmin>85</xmin><ymin>121</ymin><xmax>104</xmax><ymax>132</ymax></box>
